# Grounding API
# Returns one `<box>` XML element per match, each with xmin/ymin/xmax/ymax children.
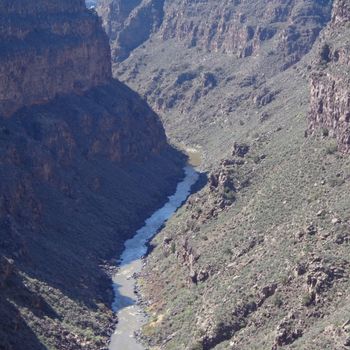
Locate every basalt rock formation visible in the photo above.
<box><xmin>98</xmin><ymin>0</ymin><xmax>332</xmax><ymax>68</ymax></box>
<box><xmin>97</xmin><ymin>0</ymin><xmax>165</xmax><ymax>61</ymax></box>
<box><xmin>160</xmin><ymin>0</ymin><xmax>332</xmax><ymax>67</ymax></box>
<box><xmin>0</xmin><ymin>0</ymin><xmax>111</xmax><ymax>117</ymax></box>
<box><xmin>309</xmin><ymin>0</ymin><xmax>350</xmax><ymax>152</ymax></box>
<box><xmin>0</xmin><ymin>1</ymin><xmax>184</xmax><ymax>349</ymax></box>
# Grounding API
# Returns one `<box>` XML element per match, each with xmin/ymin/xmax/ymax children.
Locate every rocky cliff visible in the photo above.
<box><xmin>309</xmin><ymin>0</ymin><xmax>350</xmax><ymax>152</ymax></box>
<box><xmin>101</xmin><ymin>0</ymin><xmax>334</xmax><ymax>160</ymax></box>
<box><xmin>0</xmin><ymin>1</ymin><xmax>184</xmax><ymax>349</ymax></box>
<box><xmin>97</xmin><ymin>0</ymin><xmax>165</xmax><ymax>61</ymax></box>
<box><xmin>98</xmin><ymin>0</ymin><xmax>332</xmax><ymax>69</ymax></box>
<box><xmin>160</xmin><ymin>0</ymin><xmax>332</xmax><ymax>67</ymax></box>
<box><xmin>0</xmin><ymin>0</ymin><xmax>112</xmax><ymax>117</ymax></box>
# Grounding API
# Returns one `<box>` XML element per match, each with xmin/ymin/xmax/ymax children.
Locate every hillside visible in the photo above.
<box><xmin>0</xmin><ymin>1</ymin><xmax>184</xmax><ymax>349</ymax></box>
<box><xmin>97</xmin><ymin>0</ymin><xmax>350</xmax><ymax>349</ymax></box>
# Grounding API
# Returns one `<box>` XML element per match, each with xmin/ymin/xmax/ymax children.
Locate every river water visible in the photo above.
<box><xmin>109</xmin><ymin>164</ymin><xmax>199</xmax><ymax>350</ymax></box>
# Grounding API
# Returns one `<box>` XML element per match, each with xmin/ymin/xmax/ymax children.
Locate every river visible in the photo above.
<box><xmin>109</xmin><ymin>163</ymin><xmax>199</xmax><ymax>350</ymax></box>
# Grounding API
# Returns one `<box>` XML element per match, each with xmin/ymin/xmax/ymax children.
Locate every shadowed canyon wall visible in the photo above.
<box><xmin>0</xmin><ymin>0</ymin><xmax>111</xmax><ymax>117</ymax></box>
<box><xmin>0</xmin><ymin>1</ymin><xmax>184</xmax><ymax>349</ymax></box>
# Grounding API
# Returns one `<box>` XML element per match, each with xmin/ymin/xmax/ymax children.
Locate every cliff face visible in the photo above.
<box><xmin>309</xmin><ymin>0</ymin><xmax>350</xmax><ymax>152</ymax></box>
<box><xmin>98</xmin><ymin>0</ymin><xmax>332</xmax><ymax>68</ymax></box>
<box><xmin>0</xmin><ymin>1</ymin><xmax>184</xmax><ymax>349</ymax></box>
<box><xmin>0</xmin><ymin>0</ymin><xmax>111</xmax><ymax>117</ymax></box>
<box><xmin>160</xmin><ymin>0</ymin><xmax>332</xmax><ymax>67</ymax></box>
<box><xmin>97</xmin><ymin>0</ymin><xmax>165</xmax><ymax>61</ymax></box>
<box><xmin>100</xmin><ymin>0</ymin><xmax>334</xmax><ymax>157</ymax></box>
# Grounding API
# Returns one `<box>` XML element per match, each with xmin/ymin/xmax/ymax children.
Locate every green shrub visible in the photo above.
<box><xmin>223</xmin><ymin>247</ymin><xmax>233</xmax><ymax>256</ymax></box>
<box><xmin>325</xmin><ymin>142</ymin><xmax>338</xmax><ymax>155</ymax></box>
<box><xmin>301</xmin><ymin>293</ymin><xmax>314</xmax><ymax>306</ymax></box>
<box><xmin>253</xmin><ymin>155</ymin><xmax>261</xmax><ymax>164</ymax></box>
<box><xmin>190</xmin><ymin>341</ymin><xmax>203</xmax><ymax>350</ymax></box>
<box><xmin>321</xmin><ymin>127</ymin><xmax>329</xmax><ymax>137</ymax></box>
<box><xmin>328</xmin><ymin>177</ymin><xmax>345</xmax><ymax>188</ymax></box>
<box><xmin>223</xmin><ymin>187</ymin><xmax>235</xmax><ymax>201</ymax></box>
<box><xmin>272</xmin><ymin>294</ymin><xmax>283</xmax><ymax>308</ymax></box>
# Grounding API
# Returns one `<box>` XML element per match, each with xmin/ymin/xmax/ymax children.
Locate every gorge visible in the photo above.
<box><xmin>98</xmin><ymin>0</ymin><xmax>350</xmax><ymax>349</ymax></box>
<box><xmin>1</xmin><ymin>0</ymin><xmax>350</xmax><ymax>349</ymax></box>
<box><xmin>109</xmin><ymin>164</ymin><xmax>199</xmax><ymax>350</ymax></box>
<box><xmin>0</xmin><ymin>1</ymin><xmax>185</xmax><ymax>349</ymax></box>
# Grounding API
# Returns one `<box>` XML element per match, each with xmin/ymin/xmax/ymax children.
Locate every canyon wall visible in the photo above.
<box><xmin>0</xmin><ymin>0</ymin><xmax>111</xmax><ymax>117</ymax></box>
<box><xmin>0</xmin><ymin>1</ymin><xmax>184</xmax><ymax>349</ymax></box>
<box><xmin>99</xmin><ymin>0</ymin><xmax>335</xmax><ymax>155</ymax></box>
<box><xmin>98</xmin><ymin>0</ymin><xmax>332</xmax><ymax>68</ymax></box>
<box><xmin>160</xmin><ymin>0</ymin><xmax>332</xmax><ymax>67</ymax></box>
<box><xmin>309</xmin><ymin>0</ymin><xmax>350</xmax><ymax>152</ymax></box>
<box><xmin>97</xmin><ymin>0</ymin><xmax>165</xmax><ymax>61</ymax></box>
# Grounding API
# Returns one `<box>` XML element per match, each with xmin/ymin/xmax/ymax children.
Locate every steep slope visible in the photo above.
<box><xmin>139</xmin><ymin>69</ymin><xmax>350</xmax><ymax>350</ymax></box>
<box><xmin>0</xmin><ymin>1</ymin><xmax>184</xmax><ymax>350</ymax></box>
<box><xmin>308</xmin><ymin>0</ymin><xmax>350</xmax><ymax>152</ymax></box>
<box><xmin>97</xmin><ymin>0</ymin><xmax>165</xmax><ymax>61</ymax></box>
<box><xmin>98</xmin><ymin>0</ymin><xmax>333</xmax><ymax>164</ymax></box>
<box><xmin>97</xmin><ymin>0</ymin><xmax>350</xmax><ymax>349</ymax></box>
<box><xmin>99</xmin><ymin>0</ymin><xmax>332</xmax><ymax>67</ymax></box>
<box><xmin>0</xmin><ymin>0</ymin><xmax>110</xmax><ymax>117</ymax></box>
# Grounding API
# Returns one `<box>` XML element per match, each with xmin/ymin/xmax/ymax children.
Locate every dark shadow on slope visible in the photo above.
<box><xmin>111</xmin><ymin>282</ymin><xmax>136</xmax><ymax>311</ymax></box>
<box><xmin>5</xmin><ymin>272</ymin><xmax>60</xmax><ymax>320</ymax></box>
<box><xmin>0</xmin><ymin>79</ymin><xmax>189</xmax><ymax>347</ymax></box>
<box><xmin>0</xmin><ymin>272</ymin><xmax>55</xmax><ymax>350</ymax></box>
<box><xmin>0</xmin><ymin>78</ymin><xmax>185</xmax><ymax>305</ymax></box>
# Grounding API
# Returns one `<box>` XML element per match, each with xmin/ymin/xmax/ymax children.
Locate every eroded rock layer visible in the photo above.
<box><xmin>309</xmin><ymin>0</ymin><xmax>350</xmax><ymax>152</ymax></box>
<box><xmin>98</xmin><ymin>0</ymin><xmax>332</xmax><ymax>69</ymax></box>
<box><xmin>0</xmin><ymin>0</ymin><xmax>111</xmax><ymax>117</ymax></box>
<box><xmin>160</xmin><ymin>0</ymin><xmax>332</xmax><ymax>66</ymax></box>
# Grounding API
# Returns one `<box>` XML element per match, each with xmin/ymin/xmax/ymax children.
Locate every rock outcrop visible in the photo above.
<box><xmin>99</xmin><ymin>0</ymin><xmax>332</xmax><ymax>68</ymax></box>
<box><xmin>0</xmin><ymin>0</ymin><xmax>111</xmax><ymax>117</ymax></box>
<box><xmin>331</xmin><ymin>0</ymin><xmax>350</xmax><ymax>25</ymax></box>
<box><xmin>161</xmin><ymin>0</ymin><xmax>331</xmax><ymax>67</ymax></box>
<box><xmin>309</xmin><ymin>0</ymin><xmax>350</xmax><ymax>152</ymax></box>
<box><xmin>97</xmin><ymin>0</ymin><xmax>165</xmax><ymax>61</ymax></box>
